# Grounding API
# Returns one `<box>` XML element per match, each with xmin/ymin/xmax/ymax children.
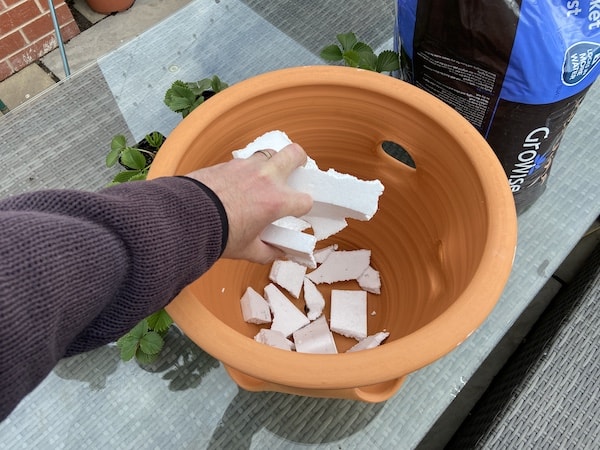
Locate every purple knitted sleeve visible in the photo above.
<box><xmin>0</xmin><ymin>176</ymin><xmax>227</xmax><ymax>421</ymax></box>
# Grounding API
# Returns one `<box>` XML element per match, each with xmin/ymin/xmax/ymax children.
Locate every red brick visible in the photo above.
<box><xmin>0</xmin><ymin>59</ymin><xmax>13</xmax><ymax>81</ymax></box>
<box><xmin>0</xmin><ymin>1</ymin><xmax>43</xmax><ymax>35</ymax></box>
<box><xmin>59</xmin><ymin>19</ymin><xmax>79</xmax><ymax>42</ymax></box>
<box><xmin>8</xmin><ymin>33</ymin><xmax>55</xmax><ymax>71</ymax></box>
<box><xmin>0</xmin><ymin>30</ymin><xmax>27</xmax><ymax>57</ymax></box>
<box><xmin>2</xmin><ymin>0</ymin><xmax>27</xmax><ymax>11</ymax></box>
<box><xmin>20</xmin><ymin>4</ymin><xmax>75</xmax><ymax>42</ymax></box>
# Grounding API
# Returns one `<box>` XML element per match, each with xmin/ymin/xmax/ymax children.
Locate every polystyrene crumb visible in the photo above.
<box><xmin>269</xmin><ymin>259</ymin><xmax>307</xmax><ymax>299</ymax></box>
<box><xmin>346</xmin><ymin>332</ymin><xmax>390</xmax><ymax>352</ymax></box>
<box><xmin>293</xmin><ymin>316</ymin><xmax>338</xmax><ymax>354</ymax></box>
<box><xmin>303</xmin><ymin>277</ymin><xmax>325</xmax><ymax>320</ymax></box>
<box><xmin>260</xmin><ymin>224</ymin><xmax>316</xmax><ymax>268</ymax></box>
<box><xmin>240</xmin><ymin>287</ymin><xmax>272</xmax><ymax>324</ymax></box>
<box><xmin>306</xmin><ymin>249</ymin><xmax>371</xmax><ymax>284</ymax></box>
<box><xmin>264</xmin><ymin>283</ymin><xmax>310</xmax><ymax>337</ymax></box>
<box><xmin>254</xmin><ymin>329</ymin><xmax>295</xmax><ymax>351</ymax></box>
<box><xmin>357</xmin><ymin>265</ymin><xmax>381</xmax><ymax>294</ymax></box>
<box><xmin>329</xmin><ymin>290</ymin><xmax>367</xmax><ymax>340</ymax></box>
<box><xmin>272</xmin><ymin>216</ymin><xmax>312</xmax><ymax>232</ymax></box>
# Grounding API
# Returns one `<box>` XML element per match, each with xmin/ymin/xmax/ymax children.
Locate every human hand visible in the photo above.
<box><xmin>185</xmin><ymin>143</ymin><xmax>313</xmax><ymax>264</ymax></box>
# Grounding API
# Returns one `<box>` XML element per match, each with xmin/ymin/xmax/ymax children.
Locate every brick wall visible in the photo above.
<box><xmin>0</xmin><ymin>0</ymin><xmax>80</xmax><ymax>81</ymax></box>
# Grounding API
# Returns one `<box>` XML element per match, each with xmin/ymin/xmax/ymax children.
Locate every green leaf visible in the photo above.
<box><xmin>189</xmin><ymin>78</ymin><xmax>213</xmax><ymax>95</ymax></box>
<box><xmin>112</xmin><ymin>170</ymin><xmax>141</xmax><ymax>183</ymax></box>
<box><xmin>106</xmin><ymin>147</ymin><xmax>121</xmax><ymax>168</ymax></box>
<box><xmin>129</xmin><ymin>319</ymin><xmax>149</xmax><ymax>339</ymax></box>
<box><xmin>353</xmin><ymin>42</ymin><xmax>374</xmax><ymax>56</ymax></box>
<box><xmin>342</xmin><ymin>49</ymin><xmax>361</xmax><ymax>67</ymax></box>
<box><xmin>337</xmin><ymin>32</ymin><xmax>358</xmax><ymax>52</ymax></box>
<box><xmin>320</xmin><ymin>45</ymin><xmax>343</xmax><ymax>62</ymax></box>
<box><xmin>116</xmin><ymin>334</ymin><xmax>139</xmax><ymax>361</ymax></box>
<box><xmin>110</xmin><ymin>134</ymin><xmax>127</xmax><ymax>152</ymax></box>
<box><xmin>164</xmin><ymin>81</ymin><xmax>196</xmax><ymax>113</ymax></box>
<box><xmin>358</xmin><ymin>51</ymin><xmax>378</xmax><ymax>71</ymax></box>
<box><xmin>127</xmin><ymin>171</ymin><xmax>148</xmax><ymax>182</ymax></box>
<box><xmin>120</xmin><ymin>148</ymin><xmax>147</xmax><ymax>170</ymax></box>
<box><xmin>376</xmin><ymin>50</ymin><xmax>400</xmax><ymax>73</ymax></box>
<box><xmin>135</xmin><ymin>347</ymin><xmax>159</xmax><ymax>364</ymax></box>
<box><xmin>144</xmin><ymin>132</ymin><xmax>164</xmax><ymax>149</ymax></box>
<box><xmin>146</xmin><ymin>309</ymin><xmax>173</xmax><ymax>333</ymax></box>
<box><xmin>139</xmin><ymin>331</ymin><xmax>164</xmax><ymax>355</ymax></box>
<box><xmin>211</xmin><ymin>75</ymin><xmax>228</xmax><ymax>93</ymax></box>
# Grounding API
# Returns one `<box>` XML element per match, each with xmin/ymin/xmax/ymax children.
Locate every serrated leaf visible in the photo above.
<box><xmin>106</xmin><ymin>147</ymin><xmax>121</xmax><ymax>168</ymax></box>
<box><xmin>146</xmin><ymin>309</ymin><xmax>173</xmax><ymax>333</ymax></box>
<box><xmin>359</xmin><ymin>52</ymin><xmax>378</xmax><ymax>71</ymax></box>
<box><xmin>320</xmin><ymin>45</ymin><xmax>343</xmax><ymax>62</ymax></box>
<box><xmin>139</xmin><ymin>331</ymin><xmax>164</xmax><ymax>355</ymax></box>
<box><xmin>211</xmin><ymin>75</ymin><xmax>228</xmax><ymax>93</ymax></box>
<box><xmin>112</xmin><ymin>170</ymin><xmax>141</xmax><ymax>183</ymax></box>
<box><xmin>130</xmin><ymin>319</ymin><xmax>149</xmax><ymax>339</ymax></box>
<box><xmin>116</xmin><ymin>334</ymin><xmax>140</xmax><ymax>361</ymax></box>
<box><xmin>127</xmin><ymin>171</ymin><xmax>147</xmax><ymax>182</ymax></box>
<box><xmin>376</xmin><ymin>50</ymin><xmax>400</xmax><ymax>73</ymax></box>
<box><xmin>135</xmin><ymin>347</ymin><xmax>159</xmax><ymax>365</ymax></box>
<box><xmin>342</xmin><ymin>50</ymin><xmax>361</xmax><ymax>67</ymax></box>
<box><xmin>353</xmin><ymin>42</ymin><xmax>374</xmax><ymax>56</ymax></box>
<box><xmin>164</xmin><ymin>82</ymin><xmax>196</xmax><ymax>112</ymax></box>
<box><xmin>120</xmin><ymin>148</ymin><xmax>147</xmax><ymax>170</ymax></box>
<box><xmin>110</xmin><ymin>134</ymin><xmax>127</xmax><ymax>152</ymax></box>
<box><xmin>337</xmin><ymin>32</ymin><xmax>358</xmax><ymax>52</ymax></box>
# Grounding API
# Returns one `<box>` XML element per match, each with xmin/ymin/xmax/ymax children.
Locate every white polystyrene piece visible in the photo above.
<box><xmin>293</xmin><ymin>316</ymin><xmax>338</xmax><ymax>354</ymax></box>
<box><xmin>269</xmin><ymin>259</ymin><xmax>307</xmax><ymax>299</ymax></box>
<box><xmin>302</xmin><ymin>277</ymin><xmax>325</xmax><ymax>320</ymax></box>
<box><xmin>260</xmin><ymin>224</ymin><xmax>317</xmax><ymax>268</ymax></box>
<box><xmin>272</xmin><ymin>216</ymin><xmax>312</xmax><ymax>232</ymax></box>
<box><xmin>301</xmin><ymin>202</ymin><xmax>349</xmax><ymax>240</ymax></box>
<box><xmin>263</xmin><ymin>283</ymin><xmax>310</xmax><ymax>337</ymax></box>
<box><xmin>231</xmin><ymin>130</ymin><xmax>319</xmax><ymax>169</ymax></box>
<box><xmin>287</xmin><ymin>166</ymin><xmax>384</xmax><ymax>221</ymax></box>
<box><xmin>240</xmin><ymin>287</ymin><xmax>272</xmax><ymax>324</ymax></box>
<box><xmin>330</xmin><ymin>290</ymin><xmax>367</xmax><ymax>340</ymax></box>
<box><xmin>313</xmin><ymin>244</ymin><xmax>338</xmax><ymax>264</ymax></box>
<box><xmin>357</xmin><ymin>266</ymin><xmax>381</xmax><ymax>294</ymax></box>
<box><xmin>254</xmin><ymin>328</ymin><xmax>295</xmax><ymax>351</ymax></box>
<box><xmin>306</xmin><ymin>249</ymin><xmax>371</xmax><ymax>284</ymax></box>
<box><xmin>346</xmin><ymin>331</ymin><xmax>390</xmax><ymax>352</ymax></box>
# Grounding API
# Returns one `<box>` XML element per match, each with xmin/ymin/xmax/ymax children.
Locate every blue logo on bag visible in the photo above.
<box><xmin>529</xmin><ymin>153</ymin><xmax>548</xmax><ymax>175</ymax></box>
<box><xmin>562</xmin><ymin>41</ymin><xmax>600</xmax><ymax>86</ymax></box>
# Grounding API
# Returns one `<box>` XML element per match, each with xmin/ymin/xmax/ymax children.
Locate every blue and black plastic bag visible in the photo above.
<box><xmin>396</xmin><ymin>0</ymin><xmax>600</xmax><ymax>213</ymax></box>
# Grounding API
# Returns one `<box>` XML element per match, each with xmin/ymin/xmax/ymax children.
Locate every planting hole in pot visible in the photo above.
<box><xmin>381</xmin><ymin>140</ymin><xmax>416</xmax><ymax>169</ymax></box>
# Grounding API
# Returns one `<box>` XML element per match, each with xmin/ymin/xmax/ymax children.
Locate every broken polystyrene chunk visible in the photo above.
<box><xmin>264</xmin><ymin>283</ymin><xmax>310</xmax><ymax>337</ymax></box>
<box><xmin>306</xmin><ymin>249</ymin><xmax>371</xmax><ymax>284</ymax></box>
<box><xmin>293</xmin><ymin>316</ymin><xmax>338</xmax><ymax>354</ymax></box>
<box><xmin>313</xmin><ymin>244</ymin><xmax>338</xmax><ymax>264</ymax></box>
<box><xmin>269</xmin><ymin>259</ymin><xmax>307</xmax><ymax>299</ymax></box>
<box><xmin>254</xmin><ymin>329</ymin><xmax>295</xmax><ymax>351</ymax></box>
<box><xmin>357</xmin><ymin>266</ymin><xmax>381</xmax><ymax>294</ymax></box>
<box><xmin>301</xmin><ymin>202</ymin><xmax>349</xmax><ymax>241</ymax></box>
<box><xmin>240</xmin><ymin>287</ymin><xmax>272</xmax><ymax>324</ymax></box>
<box><xmin>231</xmin><ymin>130</ymin><xmax>319</xmax><ymax>169</ymax></box>
<box><xmin>346</xmin><ymin>332</ymin><xmax>390</xmax><ymax>352</ymax></box>
<box><xmin>303</xmin><ymin>277</ymin><xmax>325</xmax><ymax>320</ymax></box>
<box><xmin>260</xmin><ymin>224</ymin><xmax>316</xmax><ymax>268</ymax></box>
<box><xmin>330</xmin><ymin>290</ymin><xmax>367</xmax><ymax>340</ymax></box>
<box><xmin>272</xmin><ymin>216</ymin><xmax>312</xmax><ymax>232</ymax></box>
<box><xmin>287</xmin><ymin>166</ymin><xmax>384</xmax><ymax>221</ymax></box>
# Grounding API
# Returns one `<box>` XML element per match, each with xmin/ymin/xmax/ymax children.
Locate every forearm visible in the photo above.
<box><xmin>0</xmin><ymin>176</ymin><xmax>227</xmax><ymax>421</ymax></box>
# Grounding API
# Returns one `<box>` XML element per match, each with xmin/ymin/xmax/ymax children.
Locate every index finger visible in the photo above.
<box><xmin>268</xmin><ymin>143</ymin><xmax>308</xmax><ymax>180</ymax></box>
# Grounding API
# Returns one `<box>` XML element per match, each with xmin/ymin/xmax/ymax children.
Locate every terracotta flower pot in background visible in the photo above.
<box><xmin>148</xmin><ymin>66</ymin><xmax>517</xmax><ymax>402</ymax></box>
<box><xmin>85</xmin><ymin>0</ymin><xmax>135</xmax><ymax>14</ymax></box>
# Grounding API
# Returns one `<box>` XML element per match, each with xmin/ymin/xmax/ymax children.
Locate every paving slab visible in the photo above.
<box><xmin>0</xmin><ymin>64</ymin><xmax>56</xmax><ymax>110</ymax></box>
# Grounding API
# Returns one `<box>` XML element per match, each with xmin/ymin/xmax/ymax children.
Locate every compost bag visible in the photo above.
<box><xmin>395</xmin><ymin>0</ymin><xmax>600</xmax><ymax>213</ymax></box>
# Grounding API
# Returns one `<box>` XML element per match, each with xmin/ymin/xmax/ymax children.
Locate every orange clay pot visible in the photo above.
<box><xmin>85</xmin><ymin>0</ymin><xmax>134</xmax><ymax>14</ymax></box>
<box><xmin>148</xmin><ymin>66</ymin><xmax>517</xmax><ymax>402</ymax></box>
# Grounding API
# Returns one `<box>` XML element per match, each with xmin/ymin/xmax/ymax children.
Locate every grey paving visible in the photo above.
<box><xmin>0</xmin><ymin>0</ymin><xmax>599</xmax><ymax>449</ymax></box>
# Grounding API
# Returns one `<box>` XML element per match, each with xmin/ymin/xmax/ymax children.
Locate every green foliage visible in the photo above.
<box><xmin>105</xmin><ymin>132</ymin><xmax>164</xmax><ymax>185</ymax></box>
<box><xmin>116</xmin><ymin>318</ymin><xmax>166</xmax><ymax>364</ymax></box>
<box><xmin>320</xmin><ymin>32</ymin><xmax>400</xmax><ymax>73</ymax></box>
<box><xmin>163</xmin><ymin>75</ymin><xmax>229</xmax><ymax>118</ymax></box>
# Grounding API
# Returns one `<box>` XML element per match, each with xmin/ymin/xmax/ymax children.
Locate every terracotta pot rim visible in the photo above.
<box><xmin>155</xmin><ymin>66</ymin><xmax>517</xmax><ymax>389</ymax></box>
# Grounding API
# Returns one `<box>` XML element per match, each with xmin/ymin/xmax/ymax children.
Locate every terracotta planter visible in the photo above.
<box><xmin>148</xmin><ymin>66</ymin><xmax>517</xmax><ymax>402</ymax></box>
<box><xmin>85</xmin><ymin>0</ymin><xmax>135</xmax><ymax>14</ymax></box>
